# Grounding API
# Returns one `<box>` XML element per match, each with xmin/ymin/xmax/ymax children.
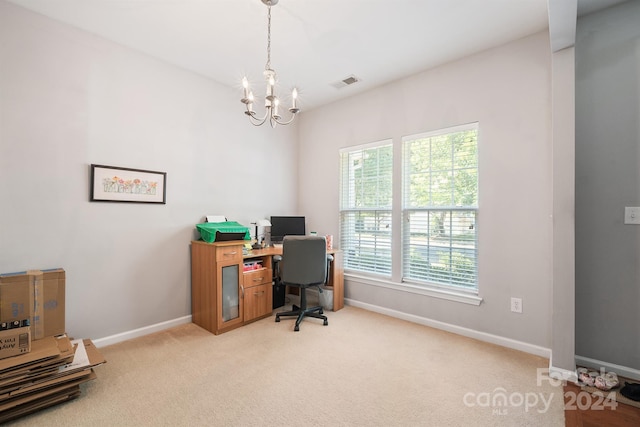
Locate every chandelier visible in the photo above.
<box><xmin>241</xmin><ymin>0</ymin><xmax>299</xmax><ymax>127</ymax></box>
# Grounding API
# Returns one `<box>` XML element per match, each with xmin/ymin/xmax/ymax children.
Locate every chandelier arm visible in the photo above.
<box><xmin>248</xmin><ymin>111</ymin><xmax>270</xmax><ymax>126</ymax></box>
<box><xmin>271</xmin><ymin>112</ymin><xmax>298</xmax><ymax>126</ymax></box>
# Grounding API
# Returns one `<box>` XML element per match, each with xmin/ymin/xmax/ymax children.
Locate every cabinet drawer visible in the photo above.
<box><xmin>243</xmin><ymin>268</ymin><xmax>272</xmax><ymax>287</ymax></box>
<box><xmin>215</xmin><ymin>245</ymin><xmax>243</xmax><ymax>262</ymax></box>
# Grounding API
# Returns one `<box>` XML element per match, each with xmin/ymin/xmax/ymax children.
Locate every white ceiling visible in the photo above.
<box><xmin>6</xmin><ymin>0</ymin><xmax>629</xmax><ymax>111</ymax></box>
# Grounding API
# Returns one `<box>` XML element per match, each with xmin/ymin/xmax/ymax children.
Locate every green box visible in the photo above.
<box><xmin>196</xmin><ymin>221</ymin><xmax>250</xmax><ymax>243</ymax></box>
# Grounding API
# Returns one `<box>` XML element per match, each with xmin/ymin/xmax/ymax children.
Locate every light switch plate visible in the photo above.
<box><xmin>624</xmin><ymin>207</ymin><xmax>640</xmax><ymax>224</ymax></box>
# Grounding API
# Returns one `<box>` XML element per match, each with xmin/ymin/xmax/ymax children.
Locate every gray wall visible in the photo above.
<box><xmin>0</xmin><ymin>2</ymin><xmax>298</xmax><ymax>341</ymax></box>
<box><xmin>576</xmin><ymin>1</ymin><xmax>640</xmax><ymax>370</ymax></box>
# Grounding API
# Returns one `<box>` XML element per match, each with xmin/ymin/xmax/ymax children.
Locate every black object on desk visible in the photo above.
<box><xmin>273</xmin><ymin>281</ymin><xmax>286</xmax><ymax>309</ymax></box>
<box><xmin>272</xmin><ymin>255</ymin><xmax>285</xmax><ymax>309</ymax></box>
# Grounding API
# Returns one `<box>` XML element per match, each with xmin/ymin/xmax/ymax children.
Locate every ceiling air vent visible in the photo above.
<box><xmin>331</xmin><ymin>75</ymin><xmax>361</xmax><ymax>89</ymax></box>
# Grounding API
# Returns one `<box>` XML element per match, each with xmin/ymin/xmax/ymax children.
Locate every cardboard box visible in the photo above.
<box><xmin>32</xmin><ymin>269</ymin><xmax>65</xmax><ymax>340</ymax></box>
<box><xmin>0</xmin><ymin>326</ymin><xmax>31</xmax><ymax>360</ymax></box>
<box><xmin>0</xmin><ymin>269</ymin><xmax>65</xmax><ymax>340</ymax></box>
<box><xmin>0</xmin><ymin>274</ymin><xmax>34</xmax><ymax>328</ymax></box>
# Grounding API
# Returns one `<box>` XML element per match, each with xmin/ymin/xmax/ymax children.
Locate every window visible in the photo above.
<box><xmin>339</xmin><ymin>141</ymin><xmax>393</xmax><ymax>276</ymax></box>
<box><xmin>402</xmin><ymin>123</ymin><xmax>478</xmax><ymax>289</ymax></box>
<box><xmin>339</xmin><ymin>123</ymin><xmax>479</xmax><ymax>294</ymax></box>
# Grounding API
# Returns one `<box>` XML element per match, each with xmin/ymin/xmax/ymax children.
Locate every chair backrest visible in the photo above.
<box><xmin>281</xmin><ymin>236</ymin><xmax>327</xmax><ymax>286</ymax></box>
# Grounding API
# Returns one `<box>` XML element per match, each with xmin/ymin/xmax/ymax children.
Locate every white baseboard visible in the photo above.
<box><xmin>345</xmin><ymin>298</ymin><xmax>551</xmax><ymax>358</ymax></box>
<box><xmin>548</xmin><ymin>364</ymin><xmax>578</xmax><ymax>383</ymax></box>
<box><xmin>576</xmin><ymin>354</ymin><xmax>640</xmax><ymax>381</ymax></box>
<box><xmin>92</xmin><ymin>315</ymin><xmax>192</xmax><ymax>348</ymax></box>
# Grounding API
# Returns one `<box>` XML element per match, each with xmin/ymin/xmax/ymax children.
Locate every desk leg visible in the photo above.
<box><xmin>329</xmin><ymin>251</ymin><xmax>344</xmax><ymax>311</ymax></box>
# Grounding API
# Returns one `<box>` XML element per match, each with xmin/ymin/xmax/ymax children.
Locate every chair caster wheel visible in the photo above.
<box><xmin>275</xmin><ymin>317</ymin><xmax>280</xmax><ymax>322</ymax></box>
<box><xmin>323</xmin><ymin>320</ymin><xmax>328</xmax><ymax>326</ymax></box>
<box><xmin>294</xmin><ymin>325</ymin><xmax>300</xmax><ymax>332</ymax></box>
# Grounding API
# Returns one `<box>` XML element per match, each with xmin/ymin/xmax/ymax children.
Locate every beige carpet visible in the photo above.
<box><xmin>5</xmin><ymin>306</ymin><xmax>565</xmax><ymax>426</ymax></box>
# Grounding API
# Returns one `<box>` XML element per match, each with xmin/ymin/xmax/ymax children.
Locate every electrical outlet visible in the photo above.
<box><xmin>511</xmin><ymin>297</ymin><xmax>523</xmax><ymax>313</ymax></box>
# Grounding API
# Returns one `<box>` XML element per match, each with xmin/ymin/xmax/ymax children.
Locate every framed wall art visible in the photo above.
<box><xmin>90</xmin><ymin>164</ymin><xmax>167</xmax><ymax>204</ymax></box>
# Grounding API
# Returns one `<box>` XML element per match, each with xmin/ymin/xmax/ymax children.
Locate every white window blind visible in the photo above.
<box><xmin>340</xmin><ymin>141</ymin><xmax>393</xmax><ymax>276</ymax></box>
<box><xmin>402</xmin><ymin>124</ymin><xmax>478</xmax><ymax>289</ymax></box>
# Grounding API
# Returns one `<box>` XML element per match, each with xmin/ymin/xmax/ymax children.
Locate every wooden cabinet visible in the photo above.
<box><xmin>191</xmin><ymin>240</ymin><xmax>344</xmax><ymax>335</ymax></box>
<box><xmin>191</xmin><ymin>240</ymin><xmax>274</xmax><ymax>335</ymax></box>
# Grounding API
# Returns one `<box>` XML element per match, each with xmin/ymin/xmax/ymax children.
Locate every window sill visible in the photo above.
<box><xmin>345</xmin><ymin>273</ymin><xmax>483</xmax><ymax>306</ymax></box>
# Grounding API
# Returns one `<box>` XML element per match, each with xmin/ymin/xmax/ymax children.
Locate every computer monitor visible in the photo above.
<box><xmin>270</xmin><ymin>216</ymin><xmax>306</xmax><ymax>243</ymax></box>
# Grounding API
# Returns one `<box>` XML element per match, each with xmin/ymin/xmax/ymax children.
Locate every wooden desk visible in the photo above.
<box><xmin>246</xmin><ymin>245</ymin><xmax>344</xmax><ymax>311</ymax></box>
<box><xmin>191</xmin><ymin>240</ymin><xmax>343</xmax><ymax>335</ymax></box>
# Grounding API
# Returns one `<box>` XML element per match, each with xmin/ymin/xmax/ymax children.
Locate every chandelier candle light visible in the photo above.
<box><xmin>241</xmin><ymin>0</ymin><xmax>299</xmax><ymax>127</ymax></box>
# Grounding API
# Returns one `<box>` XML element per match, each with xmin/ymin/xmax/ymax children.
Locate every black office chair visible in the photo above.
<box><xmin>275</xmin><ymin>236</ymin><xmax>330</xmax><ymax>331</ymax></box>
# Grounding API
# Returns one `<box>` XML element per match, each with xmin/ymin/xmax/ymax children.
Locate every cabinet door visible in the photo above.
<box><xmin>244</xmin><ymin>283</ymin><xmax>272</xmax><ymax>322</ymax></box>
<box><xmin>216</xmin><ymin>262</ymin><xmax>244</xmax><ymax>331</ymax></box>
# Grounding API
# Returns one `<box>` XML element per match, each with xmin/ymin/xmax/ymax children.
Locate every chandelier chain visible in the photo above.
<box><xmin>265</xmin><ymin>5</ymin><xmax>272</xmax><ymax>70</ymax></box>
<box><xmin>240</xmin><ymin>0</ymin><xmax>298</xmax><ymax>127</ymax></box>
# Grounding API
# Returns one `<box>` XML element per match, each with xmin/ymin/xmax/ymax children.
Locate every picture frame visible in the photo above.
<box><xmin>90</xmin><ymin>164</ymin><xmax>167</xmax><ymax>204</ymax></box>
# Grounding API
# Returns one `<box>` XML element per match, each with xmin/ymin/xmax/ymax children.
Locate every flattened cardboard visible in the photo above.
<box><xmin>0</xmin><ymin>353</ymin><xmax>72</xmax><ymax>384</ymax></box>
<box><xmin>8</xmin><ymin>368</ymin><xmax>92</xmax><ymax>397</ymax></box>
<box><xmin>0</xmin><ymin>335</ymin><xmax>66</xmax><ymax>374</ymax></box>
<box><xmin>0</xmin><ymin>365</ymin><xmax>98</xmax><ymax>419</ymax></box>
<box><xmin>0</xmin><ymin>327</ymin><xmax>30</xmax><ymax>360</ymax></box>
<box><xmin>14</xmin><ymin>338</ymin><xmax>104</xmax><ymax>391</ymax></box>
<box><xmin>0</xmin><ymin>336</ymin><xmax>74</xmax><ymax>393</ymax></box>
<box><xmin>0</xmin><ymin>309</ymin><xmax>103</xmax><ymax>422</ymax></box>
<box><xmin>64</xmin><ymin>339</ymin><xmax>106</xmax><ymax>372</ymax></box>
<box><xmin>0</xmin><ymin>389</ymin><xmax>81</xmax><ymax>423</ymax></box>
<box><xmin>0</xmin><ymin>385</ymin><xmax>81</xmax><ymax>423</ymax></box>
<box><xmin>1</xmin><ymin>382</ymin><xmax>84</xmax><ymax>411</ymax></box>
<box><xmin>0</xmin><ymin>337</ymin><xmax>104</xmax><ymax>400</ymax></box>
<box><xmin>0</xmin><ymin>379</ymin><xmax>88</xmax><ymax>422</ymax></box>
